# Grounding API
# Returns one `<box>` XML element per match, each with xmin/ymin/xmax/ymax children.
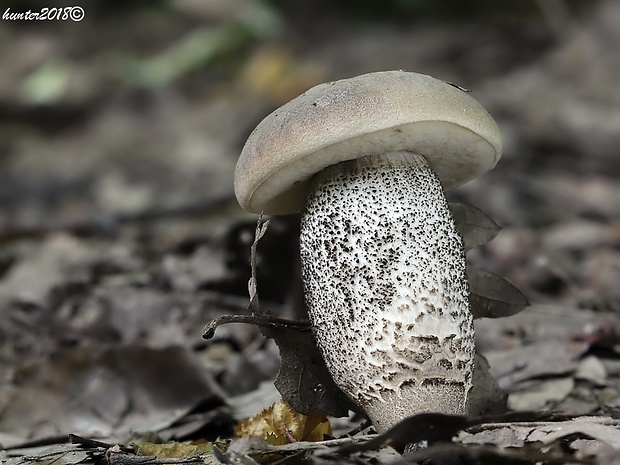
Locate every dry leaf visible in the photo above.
<box><xmin>463</xmin><ymin>416</ymin><xmax>620</xmax><ymax>450</ymax></box>
<box><xmin>243</xmin><ymin>217</ymin><xmax>356</xmax><ymax>417</ymax></box>
<box><xmin>485</xmin><ymin>340</ymin><xmax>581</xmax><ymax>389</ymax></box>
<box><xmin>450</xmin><ymin>203</ymin><xmax>501</xmax><ymax>251</ymax></box>
<box><xmin>0</xmin><ymin>444</ymin><xmax>91</xmax><ymax>465</ymax></box>
<box><xmin>336</xmin><ymin>410</ymin><xmax>553</xmax><ymax>454</ymax></box>
<box><xmin>468</xmin><ymin>268</ymin><xmax>529</xmax><ymax>319</ymax></box>
<box><xmin>235</xmin><ymin>399</ymin><xmax>331</xmax><ymax>445</ymax></box>
<box><xmin>133</xmin><ymin>441</ymin><xmax>213</xmax><ymax>458</ymax></box>
<box><xmin>248</xmin><ymin>217</ymin><xmax>270</xmax><ymax>314</ymax></box>
<box><xmin>468</xmin><ymin>353</ymin><xmax>507</xmax><ymax>415</ymax></box>
<box><xmin>507</xmin><ymin>377</ymin><xmax>575</xmax><ymax>411</ymax></box>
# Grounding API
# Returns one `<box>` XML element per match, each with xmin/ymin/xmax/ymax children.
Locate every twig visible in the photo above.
<box><xmin>202</xmin><ymin>314</ymin><xmax>310</xmax><ymax>340</ymax></box>
<box><xmin>340</xmin><ymin>418</ymin><xmax>373</xmax><ymax>438</ymax></box>
<box><xmin>465</xmin><ymin>417</ymin><xmax>620</xmax><ymax>434</ymax></box>
<box><xmin>69</xmin><ymin>433</ymin><xmax>133</xmax><ymax>453</ymax></box>
<box><xmin>107</xmin><ymin>449</ymin><xmax>204</xmax><ymax>465</ymax></box>
<box><xmin>248</xmin><ymin>215</ymin><xmax>269</xmax><ymax>315</ymax></box>
<box><xmin>262</xmin><ymin>435</ymin><xmax>376</xmax><ymax>456</ymax></box>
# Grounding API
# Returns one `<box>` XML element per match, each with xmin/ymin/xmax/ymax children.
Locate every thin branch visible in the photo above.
<box><xmin>465</xmin><ymin>417</ymin><xmax>620</xmax><ymax>434</ymax></box>
<box><xmin>202</xmin><ymin>314</ymin><xmax>311</xmax><ymax>340</ymax></box>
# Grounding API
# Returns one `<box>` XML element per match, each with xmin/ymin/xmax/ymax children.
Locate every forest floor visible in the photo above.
<box><xmin>0</xmin><ymin>1</ymin><xmax>619</xmax><ymax>464</ymax></box>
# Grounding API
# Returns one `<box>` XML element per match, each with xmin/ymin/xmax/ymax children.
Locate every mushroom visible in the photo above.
<box><xmin>234</xmin><ymin>71</ymin><xmax>502</xmax><ymax>432</ymax></box>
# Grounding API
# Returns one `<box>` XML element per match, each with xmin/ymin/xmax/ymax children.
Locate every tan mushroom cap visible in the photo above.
<box><xmin>235</xmin><ymin>70</ymin><xmax>502</xmax><ymax>215</ymax></box>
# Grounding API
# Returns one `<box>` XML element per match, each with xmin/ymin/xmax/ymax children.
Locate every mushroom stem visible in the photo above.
<box><xmin>299</xmin><ymin>151</ymin><xmax>475</xmax><ymax>432</ymax></box>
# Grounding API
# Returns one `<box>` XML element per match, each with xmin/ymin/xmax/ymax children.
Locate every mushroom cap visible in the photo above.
<box><xmin>235</xmin><ymin>70</ymin><xmax>502</xmax><ymax>214</ymax></box>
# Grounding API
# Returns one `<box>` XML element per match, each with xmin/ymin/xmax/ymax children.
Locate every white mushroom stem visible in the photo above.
<box><xmin>299</xmin><ymin>151</ymin><xmax>475</xmax><ymax>432</ymax></box>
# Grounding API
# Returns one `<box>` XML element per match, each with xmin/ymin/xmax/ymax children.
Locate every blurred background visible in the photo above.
<box><xmin>0</xmin><ymin>0</ymin><xmax>619</xmax><ymax>447</ymax></box>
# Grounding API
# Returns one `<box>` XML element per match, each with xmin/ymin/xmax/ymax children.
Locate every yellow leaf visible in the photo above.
<box><xmin>133</xmin><ymin>441</ymin><xmax>214</xmax><ymax>458</ymax></box>
<box><xmin>302</xmin><ymin>409</ymin><xmax>333</xmax><ymax>442</ymax></box>
<box><xmin>235</xmin><ymin>399</ymin><xmax>331</xmax><ymax>445</ymax></box>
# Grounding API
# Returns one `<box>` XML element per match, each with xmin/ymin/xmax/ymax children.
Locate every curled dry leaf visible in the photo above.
<box><xmin>270</xmin><ymin>324</ymin><xmax>356</xmax><ymax>417</ymax></box>
<box><xmin>235</xmin><ymin>399</ymin><xmax>332</xmax><ymax>445</ymax></box>
<box><xmin>248</xmin><ymin>216</ymin><xmax>270</xmax><ymax>314</ymax></box>
<box><xmin>249</xmin><ymin>219</ymin><xmax>356</xmax><ymax>417</ymax></box>
<box><xmin>203</xmin><ymin>217</ymin><xmax>356</xmax><ymax>417</ymax></box>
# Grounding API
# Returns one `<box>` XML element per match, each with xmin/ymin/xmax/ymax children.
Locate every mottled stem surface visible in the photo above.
<box><xmin>300</xmin><ymin>151</ymin><xmax>474</xmax><ymax>432</ymax></box>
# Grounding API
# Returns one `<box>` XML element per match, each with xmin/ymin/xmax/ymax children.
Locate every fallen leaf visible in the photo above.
<box><xmin>227</xmin><ymin>381</ymin><xmax>283</xmax><ymax>421</ymax></box>
<box><xmin>468</xmin><ymin>353</ymin><xmax>507</xmax><ymax>415</ymax></box>
<box><xmin>468</xmin><ymin>268</ymin><xmax>529</xmax><ymax>319</ymax></box>
<box><xmin>404</xmin><ymin>441</ymin><xmax>575</xmax><ymax>465</ymax></box>
<box><xmin>0</xmin><ymin>234</ymin><xmax>98</xmax><ymax>306</ymax></box>
<box><xmin>575</xmin><ymin>355</ymin><xmax>607</xmax><ymax>385</ymax></box>
<box><xmin>335</xmin><ymin>410</ymin><xmax>554</xmax><ymax>454</ymax></box>
<box><xmin>450</xmin><ymin>203</ymin><xmax>501</xmax><ymax>251</ymax></box>
<box><xmin>507</xmin><ymin>377</ymin><xmax>575</xmax><ymax>411</ymax></box>
<box><xmin>248</xmin><ymin>217</ymin><xmax>270</xmax><ymax>314</ymax></box>
<box><xmin>133</xmin><ymin>441</ymin><xmax>213</xmax><ymax>458</ymax></box>
<box><xmin>464</xmin><ymin>416</ymin><xmax>620</xmax><ymax>450</ymax></box>
<box><xmin>0</xmin><ymin>344</ymin><xmax>227</xmax><ymax>445</ymax></box>
<box><xmin>228</xmin><ymin>218</ymin><xmax>356</xmax><ymax>417</ymax></box>
<box><xmin>485</xmin><ymin>340</ymin><xmax>581</xmax><ymax>389</ymax></box>
<box><xmin>1</xmin><ymin>444</ymin><xmax>91</xmax><ymax>465</ymax></box>
<box><xmin>270</xmin><ymin>326</ymin><xmax>356</xmax><ymax>417</ymax></box>
<box><xmin>235</xmin><ymin>399</ymin><xmax>331</xmax><ymax>445</ymax></box>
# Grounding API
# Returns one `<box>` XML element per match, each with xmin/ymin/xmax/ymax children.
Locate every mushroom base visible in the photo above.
<box><xmin>364</xmin><ymin>381</ymin><xmax>468</xmax><ymax>433</ymax></box>
<box><xmin>300</xmin><ymin>151</ymin><xmax>475</xmax><ymax>432</ymax></box>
